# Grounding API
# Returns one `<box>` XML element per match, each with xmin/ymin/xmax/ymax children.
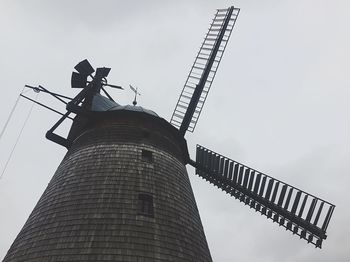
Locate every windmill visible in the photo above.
<box><xmin>3</xmin><ymin>5</ymin><xmax>335</xmax><ymax>262</ymax></box>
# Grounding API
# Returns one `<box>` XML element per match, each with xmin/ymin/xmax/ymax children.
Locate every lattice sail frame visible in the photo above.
<box><xmin>170</xmin><ymin>7</ymin><xmax>240</xmax><ymax>133</ymax></box>
<box><xmin>194</xmin><ymin>145</ymin><xmax>335</xmax><ymax>248</ymax></box>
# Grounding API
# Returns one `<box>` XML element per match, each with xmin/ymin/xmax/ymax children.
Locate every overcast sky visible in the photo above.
<box><xmin>0</xmin><ymin>0</ymin><xmax>349</xmax><ymax>261</ymax></box>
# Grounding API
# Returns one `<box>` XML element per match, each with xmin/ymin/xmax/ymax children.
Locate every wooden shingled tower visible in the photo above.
<box><xmin>4</xmin><ymin>5</ymin><xmax>335</xmax><ymax>262</ymax></box>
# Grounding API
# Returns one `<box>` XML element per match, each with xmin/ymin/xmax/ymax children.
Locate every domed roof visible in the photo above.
<box><xmin>108</xmin><ymin>104</ymin><xmax>159</xmax><ymax>117</ymax></box>
<box><xmin>91</xmin><ymin>93</ymin><xmax>159</xmax><ymax>117</ymax></box>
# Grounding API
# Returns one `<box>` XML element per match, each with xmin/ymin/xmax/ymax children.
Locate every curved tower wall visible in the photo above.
<box><xmin>3</xmin><ymin>112</ymin><xmax>212</xmax><ymax>261</ymax></box>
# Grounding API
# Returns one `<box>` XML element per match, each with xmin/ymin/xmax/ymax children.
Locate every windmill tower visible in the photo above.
<box><xmin>4</xmin><ymin>6</ymin><xmax>335</xmax><ymax>262</ymax></box>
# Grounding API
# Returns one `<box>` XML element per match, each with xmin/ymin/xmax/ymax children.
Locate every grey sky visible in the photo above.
<box><xmin>0</xmin><ymin>0</ymin><xmax>349</xmax><ymax>261</ymax></box>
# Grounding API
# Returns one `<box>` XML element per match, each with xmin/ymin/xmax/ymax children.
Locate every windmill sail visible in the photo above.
<box><xmin>192</xmin><ymin>145</ymin><xmax>335</xmax><ymax>248</ymax></box>
<box><xmin>170</xmin><ymin>6</ymin><xmax>240</xmax><ymax>135</ymax></box>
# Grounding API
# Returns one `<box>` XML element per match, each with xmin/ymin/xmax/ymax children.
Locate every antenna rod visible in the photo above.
<box><xmin>20</xmin><ymin>94</ymin><xmax>74</xmax><ymax>120</ymax></box>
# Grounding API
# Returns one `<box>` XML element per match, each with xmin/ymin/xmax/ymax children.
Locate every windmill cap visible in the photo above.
<box><xmin>91</xmin><ymin>93</ymin><xmax>159</xmax><ymax>117</ymax></box>
<box><xmin>108</xmin><ymin>105</ymin><xmax>159</xmax><ymax>117</ymax></box>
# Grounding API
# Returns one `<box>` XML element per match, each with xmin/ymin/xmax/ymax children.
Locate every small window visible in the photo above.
<box><xmin>138</xmin><ymin>193</ymin><xmax>154</xmax><ymax>217</ymax></box>
<box><xmin>141</xmin><ymin>149</ymin><xmax>153</xmax><ymax>163</ymax></box>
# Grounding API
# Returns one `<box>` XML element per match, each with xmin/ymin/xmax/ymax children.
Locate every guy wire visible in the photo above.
<box><xmin>0</xmin><ymin>92</ymin><xmax>39</xmax><ymax>179</ymax></box>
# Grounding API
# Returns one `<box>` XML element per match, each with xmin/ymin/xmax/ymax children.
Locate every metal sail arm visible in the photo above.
<box><xmin>170</xmin><ymin>6</ymin><xmax>240</xmax><ymax>135</ymax></box>
<box><xmin>24</xmin><ymin>85</ymin><xmax>73</xmax><ymax>104</ymax></box>
<box><xmin>19</xmin><ymin>94</ymin><xmax>74</xmax><ymax>120</ymax></box>
<box><xmin>190</xmin><ymin>145</ymin><xmax>335</xmax><ymax>248</ymax></box>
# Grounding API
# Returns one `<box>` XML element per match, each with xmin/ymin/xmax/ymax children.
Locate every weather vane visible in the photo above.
<box><xmin>129</xmin><ymin>84</ymin><xmax>141</xmax><ymax>106</ymax></box>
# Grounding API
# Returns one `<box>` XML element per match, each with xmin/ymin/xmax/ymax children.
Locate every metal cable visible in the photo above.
<box><xmin>0</xmin><ymin>87</ymin><xmax>26</xmax><ymax>141</ymax></box>
<box><xmin>0</xmin><ymin>92</ymin><xmax>39</xmax><ymax>179</ymax></box>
